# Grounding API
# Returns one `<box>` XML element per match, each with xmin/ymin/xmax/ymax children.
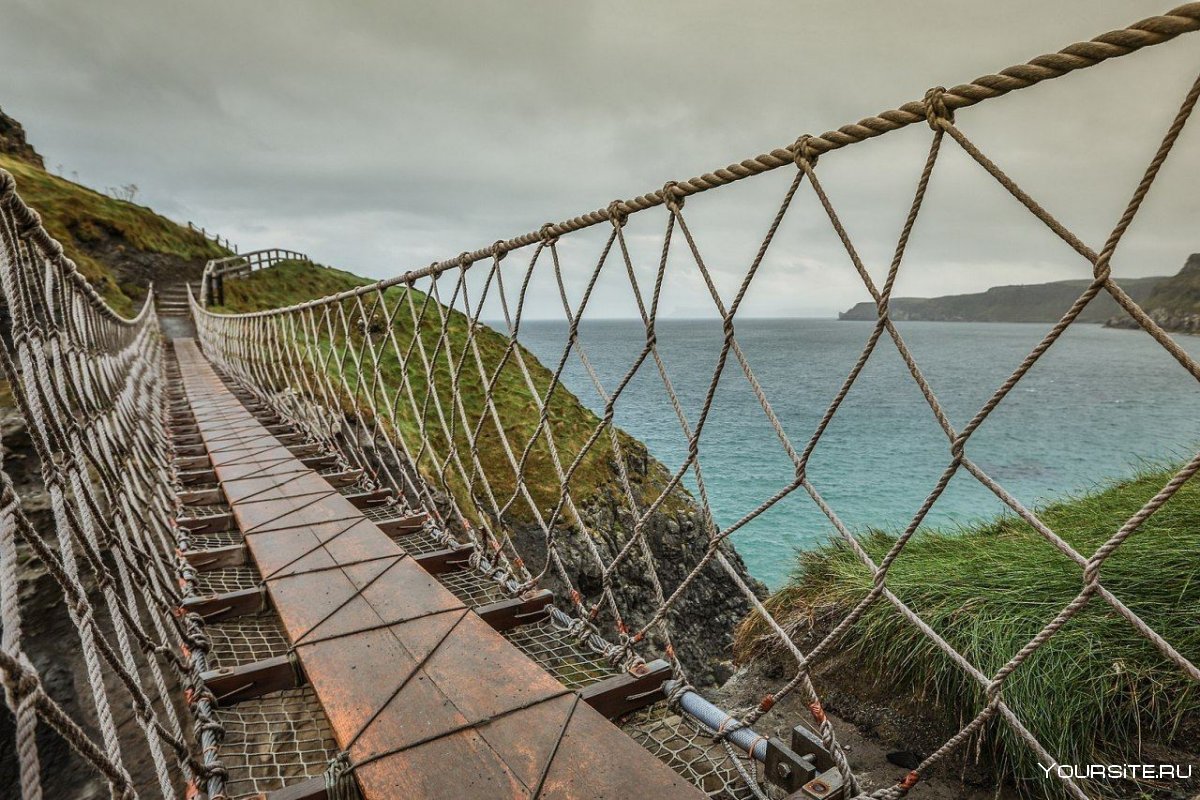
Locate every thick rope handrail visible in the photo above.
<box><xmin>191</xmin><ymin>2</ymin><xmax>1200</xmax><ymax>319</ymax></box>
<box><xmin>0</xmin><ymin>169</ymin><xmax>152</xmax><ymax>326</ymax></box>
<box><xmin>190</xmin><ymin>8</ymin><xmax>1200</xmax><ymax>798</ymax></box>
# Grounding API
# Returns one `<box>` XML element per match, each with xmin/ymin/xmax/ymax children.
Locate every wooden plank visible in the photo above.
<box><xmin>177</xmin><ymin>468</ymin><xmax>217</xmax><ymax>486</ymax></box>
<box><xmin>375</xmin><ymin>511</ymin><xmax>429</xmax><ymax>536</ymax></box>
<box><xmin>201</xmin><ymin>655</ymin><xmax>300</xmax><ymax>706</ymax></box>
<box><xmin>178</xmin><ymin>487</ymin><xmax>223</xmax><ymax>506</ymax></box>
<box><xmin>175</xmin><ymin>511</ymin><xmax>235</xmax><ymax>535</ymax></box>
<box><xmin>579</xmin><ymin>658</ymin><xmax>672</xmax><ymax>718</ymax></box>
<box><xmin>414</xmin><ymin>544</ymin><xmax>474</xmax><ymax>575</ymax></box>
<box><xmin>476</xmin><ymin>589</ymin><xmax>553</xmax><ymax>632</ymax></box>
<box><xmin>180</xmin><ymin>543</ymin><xmax>246</xmax><ymax>571</ymax></box>
<box><xmin>345</xmin><ymin>488</ymin><xmax>394</xmax><ymax>509</ymax></box>
<box><xmin>171</xmin><ymin>339</ymin><xmax>703</xmax><ymax>800</ymax></box>
<box><xmin>180</xmin><ymin>586</ymin><xmax>266</xmax><ymax>623</ymax></box>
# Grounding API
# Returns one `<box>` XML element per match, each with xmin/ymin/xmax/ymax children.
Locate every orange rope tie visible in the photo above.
<box><xmin>758</xmin><ymin>694</ymin><xmax>776</xmax><ymax>713</ymax></box>
<box><xmin>745</xmin><ymin>734</ymin><xmax>769</xmax><ymax>760</ymax></box>
<box><xmin>900</xmin><ymin>771</ymin><xmax>920</xmax><ymax>791</ymax></box>
<box><xmin>808</xmin><ymin>700</ymin><xmax>826</xmax><ymax>724</ymax></box>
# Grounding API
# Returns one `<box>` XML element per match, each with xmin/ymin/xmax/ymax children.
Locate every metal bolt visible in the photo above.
<box><xmin>775</xmin><ymin>762</ymin><xmax>793</xmax><ymax>780</ymax></box>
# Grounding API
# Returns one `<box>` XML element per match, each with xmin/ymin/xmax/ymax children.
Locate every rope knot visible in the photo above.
<box><xmin>16</xmin><ymin>207</ymin><xmax>42</xmax><ymax>239</ymax></box>
<box><xmin>490</xmin><ymin>240</ymin><xmax>508</xmax><ymax>262</ymax></box>
<box><xmin>0</xmin><ymin>169</ymin><xmax>16</xmax><ymax>204</ymax></box>
<box><xmin>900</xmin><ymin>770</ymin><xmax>920</xmax><ymax>791</ymax></box>
<box><xmin>539</xmin><ymin>223</ymin><xmax>560</xmax><ymax>246</ymax></box>
<box><xmin>607</xmin><ymin>200</ymin><xmax>628</xmax><ymax>229</ymax></box>
<box><xmin>660</xmin><ymin>181</ymin><xmax>685</xmax><ymax>212</ymax></box>
<box><xmin>457</xmin><ymin>251</ymin><xmax>475</xmax><ymax>269</ymax></box>
<box><xmin>923</xmin><ymin>86</ymin><xmax>954</xmax><ymax>130</ymax></box>
<box><xmin>792</xmin><ymin>135</ymin><xmax>819</xmax><ymax>168</ymax></box>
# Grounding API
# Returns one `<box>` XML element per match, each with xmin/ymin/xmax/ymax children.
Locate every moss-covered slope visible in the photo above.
<box><xmin>0</xmin><ymin>152</ymin><xmax>226</xmax><ymax>316</ymax></box>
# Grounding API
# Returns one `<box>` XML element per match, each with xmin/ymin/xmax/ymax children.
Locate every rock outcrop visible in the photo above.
<box><xmin>1106</xmin><ymin>254</ymin><xmax>1200</xmax><ymax>333</ymax></box>
<box><xmin>0</xmin><ymin>106</ymin><xmax>44</xmax><ymax>168</ymax></box>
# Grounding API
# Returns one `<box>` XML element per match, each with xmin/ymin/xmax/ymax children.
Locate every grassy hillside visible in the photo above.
<box><xmin>1</xmin><ymin>153</ymin><xmax>227</xmax><ymax>316</ymax></box>
<box><xmin>839</xmin><ymin>276</ymin><xmax>1163</xmax><ymax>323</ymax></box>
<box><xmin>212</xmin><ymin>260</ymin><xmax>680</xmax><ymax>523</ymax></box>
<box><xmin>736</xmin><ymin>467</ymin><xmax>1199</xmax><ymax>797</ymax></box>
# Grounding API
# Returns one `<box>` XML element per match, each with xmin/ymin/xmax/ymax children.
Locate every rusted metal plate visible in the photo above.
<box><xmin>172</xmin><ymin>339</ymin><xmax>703</xmax><ymax>800</ymax></box>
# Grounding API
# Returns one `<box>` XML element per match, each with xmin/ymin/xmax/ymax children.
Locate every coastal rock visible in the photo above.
<box><xmin>0</xmin><ymin>106</ymin><xmax>44</xmax><ymax>168</ymax></box>
<box><xmin>1106</xmin><ymin>254</ymin><xmax>1200</xmax><ymax>334</ymax></box>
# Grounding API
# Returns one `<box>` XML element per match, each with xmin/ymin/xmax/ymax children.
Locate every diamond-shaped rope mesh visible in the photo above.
<box><xmin>3</xmin><ymin>7</ymin><xmax>1200</xmax><ymax>800</ymax></box>
<box><xmin>190</xmin><ymin>31</ymin><xmax>1200</xmax><ymax>798</ymax></box>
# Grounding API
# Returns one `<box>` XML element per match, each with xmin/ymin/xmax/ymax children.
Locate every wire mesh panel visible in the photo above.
<box><xmin>624</xmin><ymin>706</ymin><xmax>776</xmax><ymax>800</ymax></box>
<box><xmin>206</xmin><ymin>613</ymin><xmax>292</xmax><ymax>670</ymax></box>
<box><xmin>503</xmin><ymin>617</ymin><xmax>616</xmax><ymax>689</ymax></box>
<box><xmin>190</xmin><ymin>566</ymin><xmax>262</xmax><ymax>597</ymax></box>
<box><xmin>214</xmin><ymin>686</ymin><xmax>340</xmax><ymax>798</ymax></box>
<box><xmin>186</xmin><ymin>529</ymin><xmax>245</xmax><ymax>548</ymax></box>
<box><xmin>437</xmin><ymin>567</ymin><xmax>510</xmax><ymax>607</ymax></box>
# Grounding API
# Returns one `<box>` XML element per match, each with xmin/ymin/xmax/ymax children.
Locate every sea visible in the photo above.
<box><xmin>515</xmin><ymin>319</ymin><xmax>1200</xmax><ymax>589</ymax></box>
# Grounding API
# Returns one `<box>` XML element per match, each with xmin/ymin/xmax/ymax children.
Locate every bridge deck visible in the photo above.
<box><xmin>173</xmin><ymin>339</ymin><xmax>702</xmax><ymax>800</ymax></box>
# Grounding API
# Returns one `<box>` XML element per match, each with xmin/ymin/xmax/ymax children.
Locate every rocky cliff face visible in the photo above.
<box><xmin>504</xmin><ymin>437</ymin><xmax>764</xmax><ymax>688</ymax></box>
<box><xmin>0</xmin><ymin>106</ymin><xmax>44</xmax><ymax>168</ymax></box>
<box><xmin>1106</xmin><ymin>254</ymin><xmax>1200</xmax><ymax>333</ymax></box>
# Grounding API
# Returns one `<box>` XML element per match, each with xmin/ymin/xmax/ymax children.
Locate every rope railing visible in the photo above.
<box><xmin>192</xmin><ymin>5</ymin><xmax>1200</xmax><ymax>799</ymax></box>
<box><xmin>0</xmin><ymin>169</ymin><xmax>218</xmax><ymax>799</ymax></box>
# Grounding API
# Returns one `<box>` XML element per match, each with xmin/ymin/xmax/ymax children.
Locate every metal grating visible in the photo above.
<box><xmin>214</xmin><ymin>686</ymin><xmax>339</xmax><ymax>799</ymax></box>
<box><xmin>503</xmin><ymin>618</ymin><xmax>614</xmax><ymax>690</ymax></box>
<box><xmin>437</xmin><ymin>568</ymin><xmax>510</xmax><ymax>607</ymax></box>
<box><xmin>190</xmin><ymin>566</ymin><xmax>261</xmax><ymax>597</ymax></box>
<box><xmin>624</xmin><ymin>705</ymin><xmax>774</xmax><ymax>800</ymax></box>
<box><xmin>206</xmin><ymin>613</ymin><xmax>291</xmax><ymax>671</ymax></box>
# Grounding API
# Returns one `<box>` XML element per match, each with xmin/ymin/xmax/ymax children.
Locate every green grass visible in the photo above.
<box><xmin>1</xmin><ymin>153</ymin><xmax>226</xmax><ymax>316</ymax></box>
<box><xmin>213</xmin><ymin>260</ymin><xmax>677</xmax><ymax>525</ymax></box>
<box><xmin>736</xmin><ymin>467</ymin><xmax>1200</xmax><ymax>796</ymax></box>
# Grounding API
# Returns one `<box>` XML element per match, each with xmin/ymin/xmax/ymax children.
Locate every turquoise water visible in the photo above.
<box><xmin>516</xmin><ymin>320</ymin><xmax>1200</xmax><ymax>589</ymax></box>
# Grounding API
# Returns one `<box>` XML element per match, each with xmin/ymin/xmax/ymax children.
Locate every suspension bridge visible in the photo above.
<box><xmin>2</xmin><ymin>5</ymin><xmax>1200</xmax><ymax>800</ymax></box>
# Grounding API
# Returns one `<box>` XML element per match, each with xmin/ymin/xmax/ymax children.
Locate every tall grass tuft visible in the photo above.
<box><xmin>736</xmin><ymin>466</ymin><xmax>1200</xmax><ymax>797</ymax></box>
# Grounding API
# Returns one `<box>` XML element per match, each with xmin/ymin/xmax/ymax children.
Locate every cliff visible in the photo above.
<box><xmin>1106</xmin><ymin>254</ymin><xmax>1200</xmax><ymax>333</ymax></box>
<box><xmin>0</xmin><ymin>106</ymin><xmax>43</xmax><ymax>168</ymax></box>
<box><xmin>840</xmin><ymin>276</ymin><xmax>1164</xmax><ymax>324</ymax></box>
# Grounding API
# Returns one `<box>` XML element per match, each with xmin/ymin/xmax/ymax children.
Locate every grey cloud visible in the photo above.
<box><xmin>2</xmin><ymin>0</ymin><xmax>1196</xmax><ymax>318</ymax></box>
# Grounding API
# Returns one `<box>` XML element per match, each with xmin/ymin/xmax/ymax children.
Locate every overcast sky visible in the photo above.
<box><xmin>1</xmin><ymin>0</ymin><xmax>1197</xmax><ymax>318</ymax></box>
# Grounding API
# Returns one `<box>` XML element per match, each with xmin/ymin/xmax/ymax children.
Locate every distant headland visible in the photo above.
<box><xmin>839</xmin><ymin>254</ymin><xmax>1200</xmax><ymax>332</ymax></box>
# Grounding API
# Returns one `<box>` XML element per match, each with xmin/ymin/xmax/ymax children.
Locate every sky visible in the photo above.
<box><xmin>1</xmin><ymin>0</ymin><xmax>1197</xmax><ymax>318</ymax></box>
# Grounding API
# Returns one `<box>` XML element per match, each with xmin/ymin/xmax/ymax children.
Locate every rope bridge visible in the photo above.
<box><xmin>2</xmin><ymin>4</ymin><xmax>1200</xmax><ymax>799</ymax></box>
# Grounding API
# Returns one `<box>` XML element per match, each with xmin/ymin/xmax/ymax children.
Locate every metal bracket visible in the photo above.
<box><xmin>765</xmin><ymin>737</ymin><xmax>818</xmax><ymax>793</ymax></box>
<box><xmin>786</xmin><ymin>725</ymin><xmax>845</xmax><ymax>799</ymax></box>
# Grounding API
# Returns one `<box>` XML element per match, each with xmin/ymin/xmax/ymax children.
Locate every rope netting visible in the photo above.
<box><xmin>0</xmin><ymin>171</ymin><xmax>215</xmax><ymax>798</ymax></box>
<box><xmin>189</xmin><ymin>6</ymin><xmax>1200</xmax><ymax>799</ymax></box>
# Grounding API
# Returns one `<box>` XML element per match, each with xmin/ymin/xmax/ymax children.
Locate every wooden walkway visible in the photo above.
<box><xmin>173</xmin><ymin>339</ymin><xmax>703</xmax><ymax>800</ymax></box>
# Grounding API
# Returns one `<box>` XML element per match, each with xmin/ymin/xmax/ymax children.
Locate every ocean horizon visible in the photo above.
<box><xmin>516</xmin><ymin>318</ymin><xmax>1200</xmax><ymax>588</ymax></box>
